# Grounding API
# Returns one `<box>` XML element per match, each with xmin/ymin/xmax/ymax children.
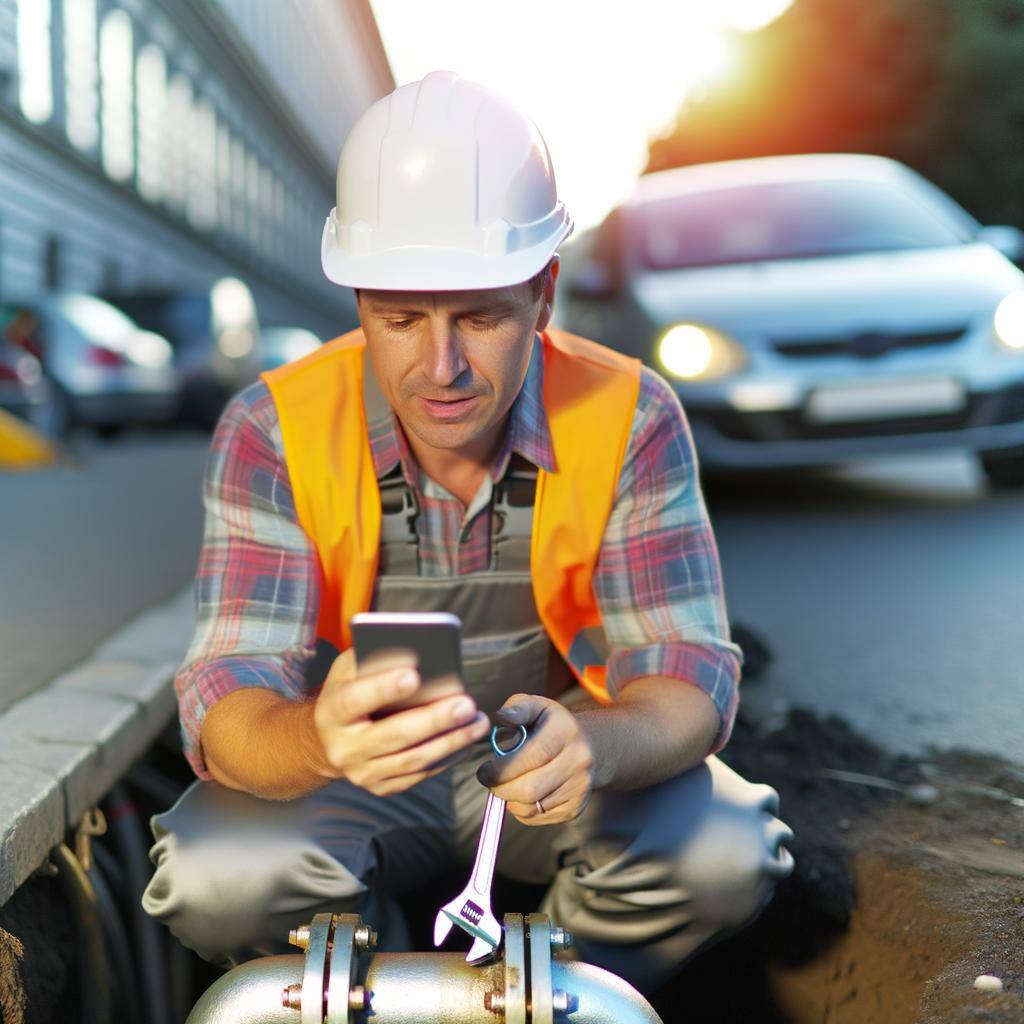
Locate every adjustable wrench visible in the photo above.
<box><xmin>433</xmin><ymin>723</ymin><xmax>527</xmax><ymax>963</ymax></box>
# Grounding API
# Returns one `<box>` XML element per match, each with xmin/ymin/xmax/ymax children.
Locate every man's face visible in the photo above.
<box><xmin>357</xmin><ymin>261</ymin><xmax>558</xmax><ymax>459</ymax></box>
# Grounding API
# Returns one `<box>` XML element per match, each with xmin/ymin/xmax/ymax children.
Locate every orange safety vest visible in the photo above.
<box><xmin>262</xmin><ymin>327</ymin><xmax>640</xmax><ymax>703</ymax></box>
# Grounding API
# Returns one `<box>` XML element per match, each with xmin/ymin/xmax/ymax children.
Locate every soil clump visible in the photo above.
<box><xmin>654</xmin><ymin>707</ymin><xmax>1024</xmax><ymax>1023</ymax></box>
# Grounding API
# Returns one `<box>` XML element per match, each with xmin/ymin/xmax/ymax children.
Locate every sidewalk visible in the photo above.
<box><xmin>0</xmin><ymin>587</ymin><xmax>193</xmax><ymax>904</ymax></box>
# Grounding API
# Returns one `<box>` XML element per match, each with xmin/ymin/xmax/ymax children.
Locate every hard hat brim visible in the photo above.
<box><xmin>321</xmin><ymin>215</ymin><xmax>573</xmax><ymax>293</ymax></box>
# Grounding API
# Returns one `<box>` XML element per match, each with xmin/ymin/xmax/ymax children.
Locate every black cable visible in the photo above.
<box><xmin>52</xmin><ymin>843</ymin><xmax>111</xmax><ymax>1024</ymax></box>
<box><xmin>89</xmin><ymin>853</ymin><xmax>144</xmax><ymax>1024</ymax></box>
<box><xmin>105</xmin><ymin>785</ymin><xmax>173</xmax><ymax>1024</ymax></box>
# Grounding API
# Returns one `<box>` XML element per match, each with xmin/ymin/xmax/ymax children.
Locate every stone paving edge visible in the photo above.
<box><xmin>0</xmin><ymin>586</ymin><xmax>193</xmax><ymax>905</ymax></box>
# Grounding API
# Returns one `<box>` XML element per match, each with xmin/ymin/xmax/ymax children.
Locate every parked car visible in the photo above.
<box><xmin>5</xmin><ymin>295</ymin><xmax>180</xmax><ymax>436</ymax></box>
<box><xmin>105</xmin><ymin>277</ymin><xmax>262</xmax><ymax>427</ymax></box>
<box><xmin>561</xmin><ymin>153</ymin><xmax>1024</xmax><ymax>487</ymax></box>
<box><xmin>259</xmin><ymin>326</ymin><xmax>322</xmax><ymax>371</ymax></box>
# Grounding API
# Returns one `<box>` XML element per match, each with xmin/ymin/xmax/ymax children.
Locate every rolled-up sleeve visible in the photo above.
<box><xmin>175</xmin><ymin>381</ymin><xmax>320</xmax><ymax>779</ymax></box>
<box><xmin>594</xmin><ymin>367</ymin><xmax>743</xmax><ymax>756</ymax></box>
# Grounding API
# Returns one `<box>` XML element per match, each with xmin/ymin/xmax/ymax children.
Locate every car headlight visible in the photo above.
<box><xmin>656</xmin><ymin>323</ymin><xmax>747</xmax><ymax>382</ymax></box>
<box><xmin>994</xmin><ymin>291</ymin><xmax>1024</xmax><ymax>350</ymax></box>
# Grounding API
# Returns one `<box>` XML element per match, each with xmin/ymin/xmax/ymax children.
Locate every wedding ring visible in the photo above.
<box><xmin>535</xmin><ymin>799</ymin><xmax>545</xmax><ymax>815</ymax></box>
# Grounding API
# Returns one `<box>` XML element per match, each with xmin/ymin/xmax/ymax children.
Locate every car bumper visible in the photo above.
<box><xmin>685</xmin><ymin>377</ymin><xmax>1024</xmax><ymax>469</ymax></box>
<box><xmin>70</xmin><ymin>391</ymin><xmax>181</xmax><ymax>427</ymax></box>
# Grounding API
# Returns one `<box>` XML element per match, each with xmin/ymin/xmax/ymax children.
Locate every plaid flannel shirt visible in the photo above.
<box><xmin>175</xmin><ymin>336</ymin><xmax>743</xmax><ymax>779</ymax></box>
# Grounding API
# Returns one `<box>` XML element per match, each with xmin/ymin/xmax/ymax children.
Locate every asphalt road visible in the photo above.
<box><xmin>2</xmin><ymin>431</ymin><xmax>1021</xmax><ymax>765</ymax></box>
<box><xmin>706</xmin><ymin>452</ymin><xmax>1023</xmax><ymax>766</ymax></box>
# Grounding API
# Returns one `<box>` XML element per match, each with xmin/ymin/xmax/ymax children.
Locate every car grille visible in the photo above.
<box><xmin>772</xmin><ymin>327</ymin><xmax>966</xmax><ymax>359</ymax></box>
<box><xmin>708</xmin><ymin>381</ymin><xmax>1024</xmax><ymax>443</ymax></box>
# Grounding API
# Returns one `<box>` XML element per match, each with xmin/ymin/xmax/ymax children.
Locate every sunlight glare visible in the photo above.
<box><xmin>368</xmin><ymin>1</ymin><xmax>793</xmax><ymax>230</ymax></box>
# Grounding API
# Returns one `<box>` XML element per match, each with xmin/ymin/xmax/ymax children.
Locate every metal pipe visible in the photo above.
<box><xmin>553</xmin><ymin>962</ymin><xmax>664</xmax><ymax>1024</ymax></box>
<box><xmin>186</xmin><ymin>955</ymin><xmax>303</xmax><ymax>1024</ymax></box>
<box><xmin>359</xmin><ymin>953</ymin><xmax>508</xmax><ymax>1023</ymax></box>
<box><xmin>52</xmin><ymin>842</ymin><xmax>111</xmax><ymax>1024</ymax></box>
<box><xmin>185</xmin><ymin>939</ymin><xmax>663</xmax><ymax>1024</ymax></box>
<box><xmin>185</xmin><ymin>954</ymin><xmax>662</xmax><ymax>1024</ymax></box>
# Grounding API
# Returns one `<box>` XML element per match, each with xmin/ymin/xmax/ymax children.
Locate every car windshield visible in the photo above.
<box><xmin>632</xmin><ymin>179</ymin><xmax>970</xmax><ymax>270</ymax></box>
<box><xmin>52</xmin><ymin>293</ymin><xmax>137</xmax><ymax>344</ymax></box>
<box><xmin>109</xmin><ymin>294</ymin><xmax>209</xmax><ymax>350</ymax></box>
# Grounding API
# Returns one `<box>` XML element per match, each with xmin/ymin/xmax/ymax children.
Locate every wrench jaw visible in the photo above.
<box><xmin>442</xmin><ymin>906</ymin><xmax>502</xmax><ymax>962</ymax></box>
<box><xmin>432</xmin><ymin>908</ymin><xmax>455</xmax><ymax>947</ymax></box>
<box><xmin>433</xmin><ymin>891</ymin><xmax>502</xmax><ymax>961</ymax></box>
<box><xmin>465</xmin><ymin>931</ymin><xmax>499</xmax><ymax>964</ymax></box>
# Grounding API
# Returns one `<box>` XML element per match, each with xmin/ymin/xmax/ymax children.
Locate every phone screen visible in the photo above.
<box><xmin>351</xmin><ymin>612</ymin><xmax>465</xmax><ymax>717</ymax></box>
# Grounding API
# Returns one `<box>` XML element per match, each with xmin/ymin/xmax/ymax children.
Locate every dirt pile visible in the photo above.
<box><xmin>652</xmin><ymin>707</ymin><xmax>1024</xmax><ymax>1023</ymax></box>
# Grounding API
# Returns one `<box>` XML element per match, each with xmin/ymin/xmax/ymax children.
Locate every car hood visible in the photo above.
<box><xmin>630</xmin><ymin>243</ymin><xmax>1024</xmax><ymax>339</ymax></box>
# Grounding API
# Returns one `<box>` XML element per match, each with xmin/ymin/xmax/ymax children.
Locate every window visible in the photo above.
<box><xmin>188</xmin><ymin>98</ymin><xmax>218</xmax><ymax>230</ymax></box>
<box><xmin>216</xmin><ymin>121</ymin><xmax>232</xmax><ymax>232</ymax></box>
<box><xmin>246</xmin><ymin>150</ymin><xmax>260</xmax><ymax>247</ymax></box>
<box><xmin>634</xmin><ymin>179</ymin><xmax>972</xmax><ymax>271</ymax></box>
<box><xmin>165</xmin><ymin>73</ymin><xmax>192</xmax><ymax>210</ymax></box>
<box><xmin>136</xmin><ymin>43</ymin><xmax>167</xmax><ymax>202</ymax></box>
<box><xmin>17</xmin><ymin>0</ymin><xmax>53</xmax><ymax>124</ymax></box>
<box><xmin>231</xmin><ymin>135</ymin><xmax>246</xmax><ymax>237</ymax></box>
<box><xmin>99</xmin><ymin>9</ymin><xmax>134</xmax><ymax>182</ymax></box>
<box><xmin>64</xmin><ymin>0</ymin><xmax>99</xmax><ymax>150</ymax></box>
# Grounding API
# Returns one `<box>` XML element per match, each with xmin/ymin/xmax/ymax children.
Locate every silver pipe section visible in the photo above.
<box><xmin>356</xmin><ymin>955</ymin><xmax>662</xmax><ymax>1024</ymax></box>
<box><xmin>186</xmin><ymin>955</ymin><xmax>302</xmax><ymax>1024</ymax></box>
<box><xmin>186</xmin><ymin>914</ymin><xmax>663</xmax><ymax>1024</ymax></box>
<box><xmin>554</xmin><ymin>962</ymin><xmax>663</xmax><ymax>1024</ymax></box>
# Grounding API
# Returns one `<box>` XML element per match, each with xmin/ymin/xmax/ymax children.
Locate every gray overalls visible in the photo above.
<box><xmin>142</xmin><ymin>439</ymin><xmax>795</xmax><ymax>994</ymax></box>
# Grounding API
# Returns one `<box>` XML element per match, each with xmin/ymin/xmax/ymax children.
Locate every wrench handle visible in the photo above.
<box><xmin>468</xmin><ymin>791</ymin><xmax>506</xmax><ymax>897</ymax></box>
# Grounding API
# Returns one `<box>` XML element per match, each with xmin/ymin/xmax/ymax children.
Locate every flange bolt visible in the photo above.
<box><xmin>288</xmin><ymin>925</ymin><xmax>310</xmax><ymax>950</ymax></box>
<box><xmin>552</xmin><ymin>990</ymin><xmax>577</xmax><ymax>1015</ymax></box>
<box><xmin>281</xmin><ymin>984</ymin><xmax>302</xmax><ymax>1010</ymax></box>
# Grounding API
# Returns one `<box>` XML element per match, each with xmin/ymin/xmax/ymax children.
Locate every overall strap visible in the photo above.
<box><xmin>491</xmin><ymin>455</ymin><xmax>536</xmax><ymax>572</ymax></box>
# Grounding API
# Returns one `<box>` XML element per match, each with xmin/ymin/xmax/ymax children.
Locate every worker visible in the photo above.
<box><xmin>142</xmin><ymin>71</ymin><xmax>794</xmax><ymax>994</ymax></box>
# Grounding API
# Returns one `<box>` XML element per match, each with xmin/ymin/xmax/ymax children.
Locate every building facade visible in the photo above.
<box><xmin>0</xmin><ymin>0</ymin><xmax>393</xmax><ymax>338</ymax></box>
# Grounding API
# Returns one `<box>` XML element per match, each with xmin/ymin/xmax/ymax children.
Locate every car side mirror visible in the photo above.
<box><xmin>568</xmin><ymin>260</ymin><xmax>618</xmax><ymax>300</ymax></box>
<box><xmin>977</xmin><ymin>225</ymin><xmax>1024</xmax><ymax>263</ymax></box>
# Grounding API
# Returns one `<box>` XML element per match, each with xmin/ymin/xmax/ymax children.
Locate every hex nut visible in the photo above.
<box><xmin>288</xmin><ymin>925</ymin><xmax>310</xmax><ymax>949</ymax></box>
<box><xmin>550</xmin><ymin>926</ymin><xmax>574</xmax><ymax>951</ymax></box>
<box><xmin>281</xmin><ymin>983</ymin><xmax>302</xmax><ymax>1009</ymax></box>
<box><xmin>349</xmin><ymin>985</ymin><xmax>370</xmax><ymax>1012</ymax></box>
<box><xmin>552</xmin><ymin>989</ymin><xmax>577</xmax><ymax>1014</ymax></box>
<box><xmin>484</xmin><ymin>990</ymin><xmax>506</xmax><ymax>1013</ymax></box>
<box><xmin>353</xmin><ymin>924</ymin><xmax>378</xmax><ymax>949</ymax></box>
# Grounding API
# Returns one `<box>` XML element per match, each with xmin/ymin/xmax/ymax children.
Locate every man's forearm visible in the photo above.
<box><xmin>575</xmin><ymin>676</ymin><xmax>720</xmax><ymax>791</ymax></box>
<box><xmin>201</xmin><ymin>688</ymin><xmax>331</xmax><ymax>800</ymax></box>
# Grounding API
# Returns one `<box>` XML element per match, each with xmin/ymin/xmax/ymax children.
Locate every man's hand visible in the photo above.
<box><xmin>313</xmin><ymin>649</ymin><xmax>490</xmax><ymax>796</ymax></box>
<box><xmin>475</xmin><ymin>694</ymin><xmax>596</xmax><ymax>825</ymax></box>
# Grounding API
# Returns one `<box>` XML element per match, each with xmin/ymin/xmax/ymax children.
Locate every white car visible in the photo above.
<box><xmin>563</xmin><ymin>154</ymin><xmax>1024</xmax><ymax>487</ymax></box>
<box><xmin>30</xmin><ymin>293</ymin><xmax>181</xmax><ymax>435</ymax></box>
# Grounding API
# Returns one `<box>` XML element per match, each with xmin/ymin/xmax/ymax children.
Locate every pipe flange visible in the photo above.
<box><xmin>326</xmin><ymin>914</ymin><xmax>363</xmax><ymax>1023</ymax></box>
<box><xmin>526</xmin><ymin>914</ymin><xmax>554</xmax><ymax>1024</ymax></box>
<box><xmin>300</xmin><ymin>913</ymin><xmax>335</xmax><ymax>1024</ymax></box>
<box><xmin>502</xmin><ymin>914</ymin><xmax>528</xmax><ymax>1024</ymax></box>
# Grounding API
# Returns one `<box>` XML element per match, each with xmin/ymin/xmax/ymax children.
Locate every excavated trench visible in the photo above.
<box><xmin>2</xmin><ymin>708</ymin><xmax>1022</xmax><ymax>1023</ymax></box>
<box><xmin>652</xmin><ymin>708</ymin><xmax>1024</xmax><ymax>1024</ymax></box>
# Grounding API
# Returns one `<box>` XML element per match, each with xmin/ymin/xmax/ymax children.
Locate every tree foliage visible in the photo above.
<box><xmin>646</xmin><ymin>0</ymin><xmax>1024</xmax><ymax>227</ymax></box>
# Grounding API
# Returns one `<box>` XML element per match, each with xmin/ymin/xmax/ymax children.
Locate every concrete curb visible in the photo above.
<box><xmin>0</xmin><ymin>586</ymin><xmax>194</xmax><ymax>905</ymax></box>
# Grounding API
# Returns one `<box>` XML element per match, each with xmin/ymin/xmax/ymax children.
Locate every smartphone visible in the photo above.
<box><xmin>351</xmin><ymin>611</ymin><xmax>465</xmax><ymax>718</ymax></box>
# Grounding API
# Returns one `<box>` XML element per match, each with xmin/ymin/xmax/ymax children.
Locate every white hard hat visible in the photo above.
<box><xmin>321</xmin><ymin>70</ymin><xmax>573</xmax><ymax>292</ymax></box>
